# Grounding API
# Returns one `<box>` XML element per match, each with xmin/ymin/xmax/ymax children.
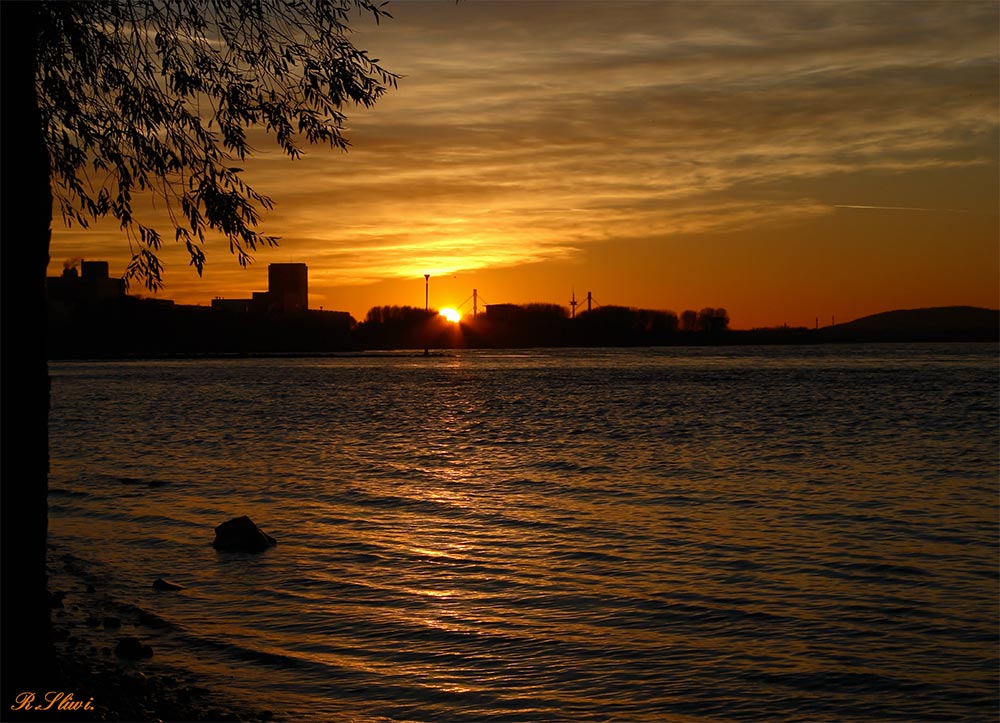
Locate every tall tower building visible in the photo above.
<box><xmin>268</xmin><ymin>263</ymin><xmax>308</xmax><ymax>312</ymax></box>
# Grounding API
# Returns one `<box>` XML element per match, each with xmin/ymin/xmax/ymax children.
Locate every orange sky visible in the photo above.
<box><xmin>48</xmin><ymin>0</ymin><xmax>999</xmax><ymax>329</ymax></box>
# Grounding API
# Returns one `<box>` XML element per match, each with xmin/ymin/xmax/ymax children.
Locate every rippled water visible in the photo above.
<box><xmin>47</xmin><ymin>345</ymin><xmax>998</xmax><ymax>722</ymax></box>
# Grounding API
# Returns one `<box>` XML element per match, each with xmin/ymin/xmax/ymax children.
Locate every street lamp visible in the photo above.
<box><xmin>423</xmin><ymin>274</ymin><xmax>430</xmax><ymax>356</ymax></box>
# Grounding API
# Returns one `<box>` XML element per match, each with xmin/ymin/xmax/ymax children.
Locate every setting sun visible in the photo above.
<box><xmin>439</xmin><ymin>308</ymin><xmax>461</xmax><ymax>323</ymax></box>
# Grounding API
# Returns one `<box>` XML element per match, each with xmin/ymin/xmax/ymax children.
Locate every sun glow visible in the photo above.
<box><xmin>439</xmin><ymin>308</ymin><xmax>461</xmax><ymax>323</ymax></box>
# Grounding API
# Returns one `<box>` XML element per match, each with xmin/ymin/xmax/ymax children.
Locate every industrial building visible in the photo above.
<box><xmin>47</xmin><ymin>259</ymin><xmax>125</xmax><ymax>304</ymax></box>
<box><xmin>211</xmin><ymin>262</ymin><xmax>309</xmax><ymax>314</ymax></box>
<box><xmin>484</xmin><ymin>303</ymin><xmax>523</xmax><ymax>323</ymax></box>
<box><xmin>268</xmin><ymin>263</ymin><xmax>308</xmax><ymax>313</ymax></box>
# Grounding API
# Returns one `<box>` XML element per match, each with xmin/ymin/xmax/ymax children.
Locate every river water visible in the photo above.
<box><xmin>47</xmin><ymin>344</ymin><xmax>998</xmax><ymax>722</ymax></box>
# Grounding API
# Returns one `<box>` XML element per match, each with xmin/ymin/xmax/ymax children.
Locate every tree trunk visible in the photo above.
<box><xmin>1</xmin><ymin>0</ymin><xmax>55</xmax><ymax>703</ymax></box>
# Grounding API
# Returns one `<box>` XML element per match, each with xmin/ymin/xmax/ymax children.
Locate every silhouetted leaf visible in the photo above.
<box><xmin>38</xmin><ymin>0</ymin><xmax>397</xmax><ymax>291</ymax></box>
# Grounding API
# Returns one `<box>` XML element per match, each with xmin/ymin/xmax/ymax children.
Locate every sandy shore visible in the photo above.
<box><xmin>41</xmin><ymin>546</ymin><xmax>279</xmax><ymax>723</ymax></box>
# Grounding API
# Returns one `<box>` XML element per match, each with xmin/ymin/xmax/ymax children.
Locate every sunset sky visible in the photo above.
<box><xmin>48</xmin><ymin>0</ymin><xmax>999</xmax><ymax>329</ymax></box>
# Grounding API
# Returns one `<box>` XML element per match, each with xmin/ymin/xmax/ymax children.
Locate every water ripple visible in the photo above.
<box><xmin>47</xmin><ymin>344</ymin><xmax>999</xmax><ymax>722</ymax></box>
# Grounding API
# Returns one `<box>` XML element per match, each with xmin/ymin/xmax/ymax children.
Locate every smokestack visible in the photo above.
<box><xmin>62</xmin><ymin>257</ymin><xmax>81</xmax><ymax>278</ymax></box>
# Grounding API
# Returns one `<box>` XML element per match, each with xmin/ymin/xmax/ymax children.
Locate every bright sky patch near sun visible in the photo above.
<box><xmin>49</xmin><ymin>0</ymin><xmax>999</xmax><ymax>328</ymax></box>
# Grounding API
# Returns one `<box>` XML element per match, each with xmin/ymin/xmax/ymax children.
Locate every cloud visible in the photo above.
<box><xmin>833</xmin><ymin>204</ymin><xmax>986</xmax><ymax>214</ymax></box>
<box><xmin>49</xmin><ymin>0</ymin><xmax>999</xmax><ymax>304</ymax></box>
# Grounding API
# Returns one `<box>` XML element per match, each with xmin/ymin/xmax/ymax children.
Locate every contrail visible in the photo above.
<box><xmin>834</xmin><ymin>204</ymin><xmax>979</xmax><ymax>214</ymax></box>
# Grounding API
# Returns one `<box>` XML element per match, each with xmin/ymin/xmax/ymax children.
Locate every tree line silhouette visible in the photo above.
<box><xmin>49</xmin><ymin>296</ymin><xmax>998</xmax><ymax>359</ymax></box>
<box><xmin>311</xmin><ymin>302</ymin><xmax>733</xmax><ymax>349</ymax></box>
<box><xmin>47</xmin><ymin>297</ymin><xmax>736</xmax><ymax>356</ymax></box>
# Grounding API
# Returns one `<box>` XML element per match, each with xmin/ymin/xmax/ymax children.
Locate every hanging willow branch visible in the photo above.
<box><xmin>37</xmin><ymin>0</ymin><xmax>397</xmax><ymax>291</ymax></box>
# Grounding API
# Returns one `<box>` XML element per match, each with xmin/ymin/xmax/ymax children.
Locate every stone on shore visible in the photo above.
<box><xmin>115</xmin><ymin>636</ymin><xmax>154</xmax><ymax>659</ymax></box>
<box><xmin>212</xmin><ymin>515</ymin><xmax>277</xmax><ymax>553</ymax></box>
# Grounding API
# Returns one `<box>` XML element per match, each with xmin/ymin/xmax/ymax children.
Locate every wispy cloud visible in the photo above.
<box><xmin>291</xmin><ymin>0</ymin><xmax>997</xmax><ymax>280</ymax></box>
<box><xmin>48</xmin><ymin>0</ymin><xmax>999</xmax><ymax>318</ymax></box>
<box><xmin>833</xmin><ymin>204</ymin><xmax>985</xmax><ymax>214</ymax></box>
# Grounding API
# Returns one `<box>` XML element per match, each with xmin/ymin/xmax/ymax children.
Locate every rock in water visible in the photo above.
<box><xmin>138</xmin><ymin>610</ymin><xmax>171</xmax><ymax>629</ymax></box>
<box><xmin>152</xmin><ymin>577</ymin><xmax>184</xmax><ymax>591</ymax></box>
<box><xmin>212</xmin><ymin>515</ymin><xmax>277</xmax><ymax>553</ymax></box>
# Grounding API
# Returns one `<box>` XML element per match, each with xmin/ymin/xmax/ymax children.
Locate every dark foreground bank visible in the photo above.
<box><xmin>21</xmin><ymin>546</ymin><xmax>278</xmax><ymax>723</ymax></box>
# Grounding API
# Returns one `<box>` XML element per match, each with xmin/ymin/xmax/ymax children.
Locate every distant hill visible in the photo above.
<box><xmin>816</xmin><ymin>306</ymin><xmax>999</xmax><ymax>342</ymax></box>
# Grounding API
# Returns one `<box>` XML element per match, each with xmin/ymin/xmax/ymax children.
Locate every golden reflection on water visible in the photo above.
<box><xmin>45</xmin><ymin>347</ymin><xmax>999</xmax><ymax>722</ymax></box>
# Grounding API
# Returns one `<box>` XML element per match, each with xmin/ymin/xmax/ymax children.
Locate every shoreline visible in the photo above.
<box><xmin>41</xmin><ymin>545</ymin><xmax>277</xmax><ymax>723</ymax></box>
<box><xmin>44</xmin><ymin>338</ymin><xmax>1000</xmax><ymax>363</ymax></box>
